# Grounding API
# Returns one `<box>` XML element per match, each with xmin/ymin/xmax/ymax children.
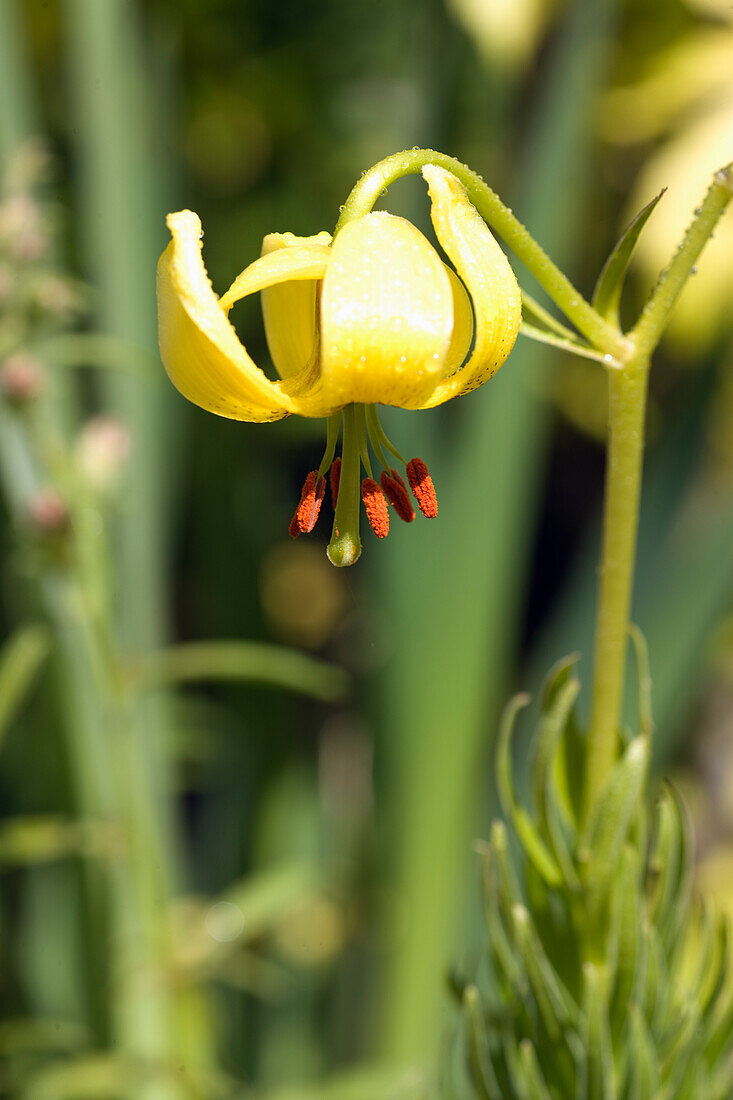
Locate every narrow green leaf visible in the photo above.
<box><xmin>520</xmin><ymin>289</ymin><xmax>580</xmax><ymax>341</ymax></box>
<box><xmin>698</xmin><ymin>918</ymin><xmax>731</xmax><ymax>1026</ymax></box>
<box><xmin>579</xmin><ymin>736</ymin><xmax>650</xmax><ymax>911</ymax></box>
<box><xmin>519</xmin><ymin>1040</ymin><xmax>553</xmax><ymax>1100</ymax></box>
<box><xmin>659</xmin><ymin>1003</ymin><xmax>703</xmax><ymax>1097</ymax></box>
<box><xmin>532</xmin><ymin>674</ymin><xmax>582</xmax><ymax>889</ymax></box>
<box><xmin>519</xmin><ymin>322</ymin><xmax>618</xmax><ymax>366</ymax></box>
<box><xmin>512</xmin><ymin>904</ymin><xmax>576</xmax><ymax>1041</ymax></box>
<box><xmin>626</xmin><ymin>1005</ymin><xmax>660</xmax><ymax>1100</ymax></box>
<box><xmin>125</xmin><ymin>641</ymin><xmax>349</xmax><ymax>703</ymax></box>
<box><xmin>649</xmin><ymin>786</ymin><xmax>693</xmax><ymax>949</ymax></box>
<box><xmin>497</xmin><ymin>694</ymin><xmax>563</xmax><ymax>887</ymax></box>
<box><xmin>478</xmin><ymin>840</ymin><xmax>526</xmax><ymax>993</ymax></box>
<box><xmin>628</xmin><ymin>624</ymin><xmax>654</xmax><ymax>738</ymax></box>
<box><xmin>0</xmin><ymin>624</ymin><xmax>51</xmax><ymax>750</ymax></box>
<box><xmin>464</xmin><ymin>986</ymin><xmax>503</xmax><ymax>1100</ymax></box>
<box><xmin>580</xmin><ymin>964</ymin><xmax>617</xmax><ymax>1100</ymax></box>
<box><xmin>592</xmin><ymin>189</ymin><xmax>666</xmax><ymax>322</ymax></box>
<box><xmin>609</xmin><ymin>845</ymin><xmax>643</xmax><ymax>1035</ymax></box>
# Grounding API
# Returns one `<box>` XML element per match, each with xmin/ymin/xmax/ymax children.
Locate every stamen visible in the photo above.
<box><xmin>406</xmin><ymin>457</ymin><xmax>438</xmax><ymax>518</ymax></box>
<box><xmin>361</xmin><ymin>478</ymin><xmax>389</xmax><ymax>539</ymax></box>
<box><xmin>380</xmin><ymin>468</ymin><xmax>415</xmax><ymax>523</ymax></box>
<box><xmin>288</xmin><ymin>513</ymin><xmax>301</xmax><ymax>539</ymax></box>
<box><xmin>329</xmin><ymin>456</ymin><xmax>341</xmax><ymax>510</ymax></box>
<box><xmin>292</xmin><ymin>471</ymin><xmax>326</xmax><ymax>535</ymax></box>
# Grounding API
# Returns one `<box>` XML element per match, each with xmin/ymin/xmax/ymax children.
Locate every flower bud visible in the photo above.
<box><xmin>29</xmin><ymin>273</ymin><xmax>84</xmax><ymax>319</ymax></box>
<box><xmin>0</xmin><ymin>354</ymin><xmax>44</xmax><ymax>405</ymax></box>
<box><xmin>27</xmin><ymin>488</ymin><xmax>69</xmax><ymax>534</ymax></box>
<box><xmin>0</xmin><ymin>195</ymin><xmax>48</xmax><ymax>262</ymax></box>
<box><xmin>76</xmin><ymin>417</ymin><xmax>131</xmax><ymax>492</ymax></box>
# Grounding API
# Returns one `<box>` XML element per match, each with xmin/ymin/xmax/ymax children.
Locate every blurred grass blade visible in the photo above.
<box><xmin>376</xmin><ymin>0</ymin><xmax>620</xmax><ymax>1061</ymax></box>
<box><xmin>0</xmin><ymin>1018</ymin><xmax>88</xmax><ymax>1057</ymax></box>
<box><xmin>0</xmin><ymin>0</ymin><xmax>37</xmax><ymax>162</ymax></box>
<box><xmin>65</xmin><ymin>0</ymin><xmax>174</xmax><ymax>652</ymax></box>
<box><xmin>37</xmin><ymin>333</ymin><xmax>158</xmax><ymax>374</ymax></box>
<box><xmin>126</xmin><ymin>641</ymin><xmax>349</xmax><ymax>703</ymax></box>
<box><xmin>0</xmin><ymin>624</ymin><xmax>50</xmax><ymax>750</ymax></box>
<box><xmin>0</xmin><ymin>815</ymin><xmax>109</xmax><ymax>867</ymax></box>
<box><xmin>592</xmin><ymin>190</ymin><xmax>665</xmax><ymax>323</ymax></box>
<box><xmin>260</xmin><ymin>1064</ymin><xmax>428</xmax><ymax>1100</ymax></box>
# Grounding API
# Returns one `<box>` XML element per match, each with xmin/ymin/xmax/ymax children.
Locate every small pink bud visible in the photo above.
<box><xmin>76</xmin><ymin>417</ymin><xmax>131</xmax><ymax>491</ymax></box>
<box><xmin>1</xmin><ymin>354</ymin><xmax>44</xmax><ymax>404</ymax></box>
<box><xmin>27</xmin><ymin>489</ymin><xmax>69</xmax><ymax>534</ymax></box>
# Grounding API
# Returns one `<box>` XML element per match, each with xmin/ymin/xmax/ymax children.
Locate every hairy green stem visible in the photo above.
<box><xmin>343</xmin><ymin>150</ymin><xmax>733</xmax><ymax>819</ymax></box>
<box><xmin>585</xmin><ymin>355</ymin><xmax>649</xmax><ymax>810</ymax></box>
<box><xmin>584</xmin><ymin>163</ymin><xmax>733</xmax><ymax>815</ymax></box>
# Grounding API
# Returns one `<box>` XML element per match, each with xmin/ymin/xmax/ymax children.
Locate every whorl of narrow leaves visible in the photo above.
<box><xmin>456</xmin><ymin>649</ymin><xmax>733</xmax><ymax>1100</ymax></box>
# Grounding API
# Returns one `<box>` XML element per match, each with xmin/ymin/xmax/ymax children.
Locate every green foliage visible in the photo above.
<box><xmin>458</xmin><ymin>655</ymin><xmax>733</xmax><ymax>1100</ymax></box>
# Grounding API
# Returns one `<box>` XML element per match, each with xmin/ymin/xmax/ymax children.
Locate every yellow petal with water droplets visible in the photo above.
<box><xmin>415</xmin><ymin>166</ymin><xmax>521</xmax><ymax>409</ymax></box>
<box><xmin>219</xmin><ymin>232</ymin><xmax>329</xmax><ymax>312</ymax></box>
<box><xmin>319</xmin><ymin>212</ymin><xmax>455</xmax><ymax>409</ymax></box>
<box><xmin>257</xmin><ymin>232</ymin><xmax>331</xmax><ymax>379</ymax></box>
<box><xmin>157</xmin><ymin>212</ymin><xmax>336</xmax><ymax>422</ymax></box>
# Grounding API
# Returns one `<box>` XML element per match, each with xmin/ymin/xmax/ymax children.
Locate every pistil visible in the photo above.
<box><xmin>327</xmin><ymin>404</ymin><xmax>363</xmax><ymax>566</ymax></box>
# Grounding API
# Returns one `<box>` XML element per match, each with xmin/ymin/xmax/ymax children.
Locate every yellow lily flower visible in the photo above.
<box><xmin>157</xmin><ymin>165</ymin><xmax>520</xmax><ymax>564</ymax></box>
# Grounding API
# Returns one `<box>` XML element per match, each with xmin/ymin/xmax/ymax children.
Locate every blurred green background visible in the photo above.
<box><xmin>0</xmin><ymin>0</ymin><xmax>732</xmax><ymax>1096</ymax></box>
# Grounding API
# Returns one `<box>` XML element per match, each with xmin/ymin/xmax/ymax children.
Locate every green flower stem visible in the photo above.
<box><xmin>337</xmin><ymin>149</ymin><xmax>627</xmax><ymax>358</ymax></box>
<box><xmin>584</xmin><ymin>354</ymin><xmax>649</xmax><ymax>815</ymax></box>
<box><xmin>328</xmin><ymin>404</ymin><xmax>362</xmax><ymax>567</ymax></box>
<box><xmin>584</xmin><ymin>164</ymin><xmax>733</xmax><ymax>818</ymax></box>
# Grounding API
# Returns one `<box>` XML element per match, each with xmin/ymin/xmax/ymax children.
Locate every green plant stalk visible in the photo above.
<box><xmin>0</xmin><ymin>408</ymin><xmax>185</xmax><ymax>1098</ymax></box>
<box><xmin>0</xmin><ymin>2</ymin><xmax>36</xmax><ymax>165</ymax></box>
<box><xmin>350</xmin><ymin>0</ymin><xmax>618</xmax><ymax>1061</ymax></box>
<box><xmin>584</xmin><ymin>165</ymin><xmax>733</xmax><ymax>815</ymax></box>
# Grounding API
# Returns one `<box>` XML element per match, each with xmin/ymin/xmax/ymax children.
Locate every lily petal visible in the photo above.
<box><xmin>319</xmin><ymin>212</ymin><xmax>455</xmax><ymax>409</ymax></box>
<box><xmin>416</xmin><ymin>166</ymin><xmax>521</xmax><ymax>408</ymax></box>
<box><xmin>259</xmin><ymin>232</ymin><xmax>331</xmax><ymax>379</ymax></box>
<box><xmin>219</xmin><ymin>232</ymin><xmax>329</xmax><ymax>312</ymax></box>
<box><xmin>443</xmin><ymin>264</ymin><xmax>474</xmax><ymax>377</ymax></box>
<box><xmin>157</xmin><ymin>211</ymin><xmax>292</xmax><ymax>421</ymax></box>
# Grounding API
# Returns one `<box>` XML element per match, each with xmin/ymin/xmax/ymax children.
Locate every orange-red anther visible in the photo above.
<box><xmin>379</xmin><ymin>468</ymin><xmax>415</xmax><ymax>523</ymax></box>
<box><xmin>361</xmin><ymin>478</ymin><xmax>390</xmax><ymax>539</ymax></box>
<box><xmin>329</xmin><ymin>456</ymin><xmax>341</xmax><ymax>510</ymax></box>
<box><xmin>291</xmin><ymin>471</ymin><xmax>326</xmax><ymax>536</ymax></box>
<box><xmin>288</xmin><ymin>513</ymin><xmax>301</xmax><ymax>539</ymax></box>
<box><xmin>406</xmin><ymin>457</ymin><xmax>438</xmax><ymax>519</ymax></box>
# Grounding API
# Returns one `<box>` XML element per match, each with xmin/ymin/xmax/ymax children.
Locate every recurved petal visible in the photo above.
<box><xmin>319</xmin><ymin>212</ymin><xmax>454</xmax><ymax>409</ymax></box>
<box><xmin>219</xmin><ymin>231</ymin><xmax>329</xmax><ymax>310</ymax></box>
<box><xmin>157</xmin><ymin>211</ymin><xmax>292</xmax><ymax>422</ymax></box>
<box><xmin>258</xmin><ymin>232</ymin><xmax>331</xmax><ymax>379</ymax></box>
<box><xmin>416</xmin><ymin>166</ymin><xmax>521</xmax><ymax>409</ymax></box>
